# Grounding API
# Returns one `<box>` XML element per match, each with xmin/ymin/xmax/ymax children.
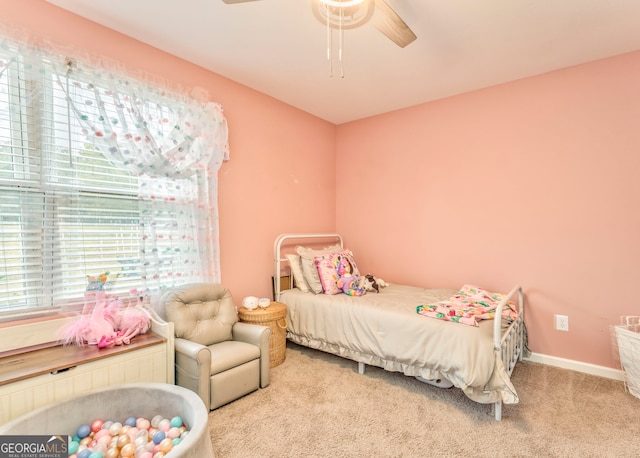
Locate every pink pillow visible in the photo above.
<box><xmin>314</xmin><ymin>250</ymin><xmax>360</xmax><ymax>295</ymax></box>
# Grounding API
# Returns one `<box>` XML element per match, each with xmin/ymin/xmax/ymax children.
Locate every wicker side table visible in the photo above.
<box><xmin>238</xmin><ymin>302</ymin><xmax>287</xmax><ymax>367</ymax></box>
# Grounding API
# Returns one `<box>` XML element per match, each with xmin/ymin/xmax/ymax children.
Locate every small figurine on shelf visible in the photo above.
<box><xmin>86</xmin><ymin>271</ymin><xmax>114</xmax><ymax>291</ymax></box>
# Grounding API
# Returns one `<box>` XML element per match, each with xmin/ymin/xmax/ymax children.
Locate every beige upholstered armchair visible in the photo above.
<box><xmin>157</xmin><ymin>283</ymin><xmax>271</xmax><ymax>410</ymax></box>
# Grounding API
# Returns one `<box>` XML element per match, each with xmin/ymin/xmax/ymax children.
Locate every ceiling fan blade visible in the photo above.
<box><xmin>221</xmin><ymin>0</ymin><xmax>261</xmax><ymax>3</ymax></box>
<box><xmin>373</xmin><ymin>0</ymin><xmax>417</xmax><ymax>48</ymax></box>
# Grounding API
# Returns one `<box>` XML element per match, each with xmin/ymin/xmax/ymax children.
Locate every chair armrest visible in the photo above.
<box><xmin>233</xmin><ymin>322</ymin><xmax>269</xmax><ymax>346</ymax></box>
<box><xmin>175</xmin><ymin>338</ymin><xmax>209</xmax><ymax>361</ymax></box>
<box><xmin>174</xmin><ymin>337</ymin><xmax>212</xmax><ymax>410</ymax></box>
<box><xmin>232</xmin><ymin>322</ymin><xmax>271</xmax><ymax>387</ymax></box>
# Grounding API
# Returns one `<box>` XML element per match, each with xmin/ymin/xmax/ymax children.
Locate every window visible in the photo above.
<box><xmin>0</xmin><ymin>40</ymin><xmax>228</xmax><ymax>317</ymax></box>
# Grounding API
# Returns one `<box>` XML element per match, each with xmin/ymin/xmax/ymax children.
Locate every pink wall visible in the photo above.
<box><xmin>336</xmin><ymin>52</ymin><xmax>640</xmax><ymax>368</ymax></box>
<box><xmin>2</xmin><ymin>0</ymin><xmax>336</xmax><ymax>301</ymax></box>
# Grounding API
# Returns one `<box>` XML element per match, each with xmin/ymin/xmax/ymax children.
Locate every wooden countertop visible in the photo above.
<box><xmin>0</xmin><ymin>332</ymin><xmax>165</xmax><ymax>386</ymax></box>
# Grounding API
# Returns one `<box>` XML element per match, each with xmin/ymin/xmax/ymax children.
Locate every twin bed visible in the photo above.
<box><xmin>273</xmin><ymin>233</ymin><xmax>526</xmax><ymax>421</ymax></box>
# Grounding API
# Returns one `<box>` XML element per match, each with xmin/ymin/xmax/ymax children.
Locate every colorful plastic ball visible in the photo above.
<box><xmin>126</xmin><ymin>426</ymin><xmax>139</xmax><ymax>440</ymax></box>
<box><xmin>158</xmin><ymin>418</ymin><xmax>171</xmax><ymax>432</ymax></box>
<box><xmin>172</xmin><ymin>437</ymin><xmax>182</xmax><ymax>447</ymax></box>
<box><xmin>134</xmin><ymin>436</ymin><xmax>148</xmax><ymax>449</ymax></box>
<box><xmin>159</xmin><ymin>437</ymin><xmax>173</xmax><ymax>453</ymax></box>
<box><xmin>90</xmin><ymin>419</ymin><xmax>104</xmax><ymax>433</ymax></box>
<box><xmin>152</xmin><ymin>430</ymin><xmax>166</xmax><ymax>445</ymax></box>
<box><xmin>152</xmin><ymin>452</ymin><xmax>165</xmax><ymax>458</ymax></box>
<box><xmin>68</xmin><ymin>440</ymin><xmax>79</xmax><ymax>454</ymax></box>
<box><xmin>116</xmin><ymin>433</ymin><xmax>131</xmax><ymax>448</ymax></box>
<box><xmin>151</xmin><ymin>415</ymin><xmax>163</xmax><ymax>428</ymax></box>
<box><xmin>124</xmin><ymin>416</ymin><xmax>137</xmax><ymax>427</ymax></box>
<box><xmin>138</xmin><ymin>453</ymin><xmax>153</xmax><ymax>458</ymax></box>
<box><xmin>167</xmin><ymin>427</ymin><xmax>181</xmax><ymax>439</ymax></box>
<box><xmin>77</xmin><ymin>424</ymin><xmax>91</xmax><ymax>439</ymax></box>
<box><xmin>120</xmin><ymin>442</ymin><xmax>136</xmax><ymax>457</ymax></box>
<box><xmin>96</xmin><ymin>435</ymin><xmax>111</xmax><ymax>448</ymax></box>
<box><xmin>79</xmin><ymin>437</ymin><xmax>93</xmax><ymax>447</ymax></box>
<box><xmin>108</xmin><ymin>421</ymin><xmax>123</xmax><ymax>436</ymax></box>
<box><xmin>136</xmin><ymin>417</ymin><xmax>151</xmax><ymax>430</ymax></box>
<box><xmin>170</xmin><ymin>416</ymin><xmax>183</xmax><ymax>428</ymax></box>
<box><xmin>77</xmin><ymin>449</ymin><xmax>93</xmax><ymax>458</ymax></box>
<box><xmin>93</xmin><ymin>429</ymin><xmax>111</xmax><ymax>442</ymax></box>
<box><xmin>104</xmin><ymin>448</ymin><xmax>119</xmax><ymax>458</ymax></box>
<box><xmin>88</xmin><ymin>452</ymin><xmax>103</xmax><ymax>458</ymax></box>
<box><xmin>92</xmin><ymin>443</ymin><xmax>107</xmax><ymax>455</ymax></box>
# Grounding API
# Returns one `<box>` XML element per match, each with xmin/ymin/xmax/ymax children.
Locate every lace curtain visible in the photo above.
<box><xmin>0</xmin><ymin>34</ymin><xmax>229</xmax><ymax>307</ymax></box>
<box><xmin>55</xmin><ymin>61</ymin><xmax>230</xmax><ymax>288</ymax></box>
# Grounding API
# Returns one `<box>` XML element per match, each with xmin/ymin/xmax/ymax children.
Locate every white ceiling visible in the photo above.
<box><xmin>45</xmin><ymin>0</ymin><xmax>640</xmax><ymax>124</ymax></box>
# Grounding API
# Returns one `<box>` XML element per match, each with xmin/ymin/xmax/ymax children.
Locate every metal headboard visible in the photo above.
<box><xmin>273</xmin><ymin>233</ymin><xmax>343</xmax><ymax>301</ymax></box>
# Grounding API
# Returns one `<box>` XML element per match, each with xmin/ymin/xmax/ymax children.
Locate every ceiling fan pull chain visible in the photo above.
<box><xmin>326</xmin><ymin>3</ymin><xmax>333</xmax><ymax>77</ymax></box>
<box><xmin>339</xmin><ymin>5</ymin><xmax>344</xmax><ymax>78</ymax></box>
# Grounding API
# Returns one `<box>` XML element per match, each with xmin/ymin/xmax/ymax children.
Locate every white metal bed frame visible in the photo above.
<box><xmin>274</xmin><ymin>233</ymin><xmax>525</xmax><ymax>420</ymax></box>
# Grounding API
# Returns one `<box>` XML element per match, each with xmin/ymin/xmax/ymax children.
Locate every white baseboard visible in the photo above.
<box><xmin>525</xmin><ymin>352</ymin><xmax>624</xmax><ymax>381</ymax></box>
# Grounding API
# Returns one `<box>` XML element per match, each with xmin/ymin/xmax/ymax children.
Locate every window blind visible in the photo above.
<box><xmin>0</xmin><ymin>46</ymin><xmax>208</xmax><ymax>316</ymax></box>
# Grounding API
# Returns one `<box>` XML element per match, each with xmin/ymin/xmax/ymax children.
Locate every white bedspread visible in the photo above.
<box><xmin>281</xmin><ymin>283</ymin><xmax>518</xmax><ymax>405</ymax></box>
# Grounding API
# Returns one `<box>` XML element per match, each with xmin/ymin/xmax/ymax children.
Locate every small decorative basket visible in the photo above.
<box><xmin>614</xmin><ymin>316</ymin><xmax>640</xmax><ymax>399</ymax></box>
<box><xmin>238</xmin><ymin>302</ymin><xmax>288</xmax><ymax>367</ymax></box>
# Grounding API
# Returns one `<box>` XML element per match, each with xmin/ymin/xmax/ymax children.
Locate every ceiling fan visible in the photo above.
<box><xmin>220</xmin><ymin>0</ymin><xmax>417</xmax><ymax>48</ymax></box>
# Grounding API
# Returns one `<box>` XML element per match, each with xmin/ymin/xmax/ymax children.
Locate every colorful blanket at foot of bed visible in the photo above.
<box><xmin>416</xmin><ymin>284</ymin><xmax>517</xmax><ymax>326</ymax></box>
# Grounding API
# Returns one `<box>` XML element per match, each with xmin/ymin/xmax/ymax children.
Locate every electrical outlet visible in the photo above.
<box><xmin>555</xmin><ymin>314</ymin><xmax>569</xmax><ymax>332</ymax></box>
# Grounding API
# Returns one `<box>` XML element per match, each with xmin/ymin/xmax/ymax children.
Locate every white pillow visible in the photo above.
<box><xmin>286</xmin><ymin>254</ymin><xmax>309</xmax><ymax>293</ymax></box>
<box><xmin>296</xmin><ymin>244</ymin><xmax>342</xmax><ymax>294</ymax></box>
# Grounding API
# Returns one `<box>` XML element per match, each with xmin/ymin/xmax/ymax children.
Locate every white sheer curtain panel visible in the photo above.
<box><xmin>55</xmin><ymin>61</ymin><xmax>230</xmax><ymax>291</ymax></box>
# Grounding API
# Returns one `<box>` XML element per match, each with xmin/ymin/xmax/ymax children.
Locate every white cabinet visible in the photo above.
<box><xmin>0</xmin><ymin>319</ymin><xmax>174</xmax><ymax>425</ymax></box>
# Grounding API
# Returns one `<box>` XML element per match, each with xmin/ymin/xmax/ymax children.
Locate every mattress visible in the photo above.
<box><xmin>281</xmin><ymin>283</ymin><xmax>518</xmax><ymax>404</ymax></box>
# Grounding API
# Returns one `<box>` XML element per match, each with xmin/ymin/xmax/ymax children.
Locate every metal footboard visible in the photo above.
<box><xmin>493</xmin><ymin>285</ymin><xmax>525</xmax><ymax>421</ymax></box>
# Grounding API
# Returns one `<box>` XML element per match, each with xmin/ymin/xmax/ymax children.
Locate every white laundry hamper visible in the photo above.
<box><xmin>614</xmin><ymin>316</ymin><xmax>640</xmax><ymax>399</ymax></box>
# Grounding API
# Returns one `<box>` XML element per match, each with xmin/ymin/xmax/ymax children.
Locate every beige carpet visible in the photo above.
<box><xmin>209</xmin><ymin>342</ymin><xmax>640</xmax><ymax>457</ymax></box>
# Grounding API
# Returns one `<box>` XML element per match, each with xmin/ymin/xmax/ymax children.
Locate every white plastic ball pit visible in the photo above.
<box><xmin>0</xmin><ymin>383</ymin><xmax>214</xmax><ymax>457</ymax></box>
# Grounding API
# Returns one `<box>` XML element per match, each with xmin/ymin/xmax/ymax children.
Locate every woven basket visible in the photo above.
<box><xmin>238</xmin><ymin>302</ymin><xmax>287</xmax><ymax>368</ymax></box>
<box><xmin>615</xmin><ymin>317</ymin><xmax>640</xmax><ymax>399</ymax></box>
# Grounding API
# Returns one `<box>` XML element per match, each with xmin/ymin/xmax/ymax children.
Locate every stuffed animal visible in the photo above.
<box><xmin>337</xmin><ymin>275</ymin><xmax>365</xmax><ymax>296</ymax></box>
<box><xmin>359</xmin><ymin>274</ymin><xmax>377</xmax><ymax>293</ymax></box>
<box><xmin>59</xmin><ymin>289</ymin><xmax>151</xmax><ymax>348</ymax></box>
<box><xmin>334</xmin><ymin>256</ymin><xmax>365</xmax><ymax>296</ymax></box>
<box><xmin>359</xmin><ymin>274</ymin><xmax>389</xmax><ymax>293</ymax></box>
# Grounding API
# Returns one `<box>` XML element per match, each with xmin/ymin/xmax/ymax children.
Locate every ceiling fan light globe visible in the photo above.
<box><xmin>312</xmin><ymin>0</ymin><xmax>374</xmax><ymax>30</ymax></box>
